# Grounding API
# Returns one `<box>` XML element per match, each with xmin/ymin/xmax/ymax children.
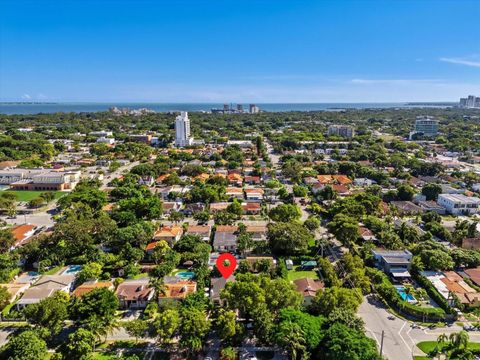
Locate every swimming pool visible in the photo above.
<box><xmin>62</xmin><ymin>265</ymin><xmax>82</xmax><ymax>274</ymax></box>
<box><xmin>396</xmin><ymin>286</ymin><xmax>416</xmax><ymax>302</ymax></box>
<box><xmin>176</xmin><ymin>271</ymin><xmax>195</xmax><ymax>279</ymax></box>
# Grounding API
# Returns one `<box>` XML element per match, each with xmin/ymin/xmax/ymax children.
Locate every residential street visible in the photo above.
<box><xmin>359</xmin><ymin>295</ymin><xmax>480</xmax><ymax>360</ymax></box>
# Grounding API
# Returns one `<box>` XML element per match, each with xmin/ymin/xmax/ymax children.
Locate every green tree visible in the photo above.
<box><xmin>72</xmin><ymin>287</ymin><xmax>119</xmax><ymax>322</ymax></box>
<box><xmin>312</xmin><ymin>286</ymin><xmax>363</xmax><ymax>316</ymax></box>
<box><xmin>23</xmin><ymin>291</ymin><xmax>69</xmax><ymax>335</ymax></box>
<box><xmin>276</xmin><ymin>321</ymin><xmax>307</xmax><ymax>360</ymax></box>
<box><xmin>422</xmin><ymin>183</ymin><xmax>442</xmax><ymax>201</ymax></box>
<box><xmin>179</xmin><ymin>308</ymin><xmax>211</xmax><ymax>354</ymax></box>
<box><xmin>77</xmin><ymin>262</ymin><xmax>102</xmax><ymax>284</ymax></box>
<box><xmin>0</xmin><ymin>286</ymin><xmax>10</xmax><ymax>311</ymax></box>
<box><xmin>215</xmin><ymin>309</ymin><xmax>237</xmax><ymax>342</ymax></box>
<box><xmin>396</xmin><ymin>184</ymin><xmax>415</xmax><ymax>201</ymax></box>
<box><xmin>268</xmin><ymin>204</ymin><xmax>302</xmax><ymax>222</ymax></box>
<box><xmin>64</xmin><ymin>328</ymin><xmax>96</xmax><ymax>360</ymax></box>
<box><xmin>0</xmin><ymin>229</ymin><xmax>15</xmax><ymax>253</ymax></box>
<box><xmin>237</xmin><ymin>232</ymin><xmax>254</xmax><ymax>257</ymax></box>
<box><xmin>4</xmin><ymin>330</ymin><xmax>47</xmax><ymax>360</ymax></box>
<box><xmin>304</xmin><ymin>216</ymin><xmax>320</xmax><ymax>231</ymax></box>
<box><xmin>124</xmin><ymin>319</ymin><xmax>149</xmax><ymax>344</ymax></box>
<box><xmin>154</xmin><ymin>308</ymin><xmax>181</xmax><ymax>345</ymax></box>
<box><xmin>316</xmin><ymin>323</ymin><xmax>380</xmax><ymax>360</ymax></box>
<box><xmin>278</xmin><ymin>309</ymin><xmax>325</xmax><ymax>352</ymax></box>
<box><xmin>267</xmin><ymin>222</ymin><xmax>311</xmax><ymax>255</ymax></box>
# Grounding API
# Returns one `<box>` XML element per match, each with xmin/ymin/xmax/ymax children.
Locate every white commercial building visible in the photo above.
<box><xmin>437</xmin><ymin>193</ymin><xmax>480</xmax><ymax>215</ymax></box>
<box><xmin>175</xmin><ymin>111</ymin><xmax>193</xmax><ymax>147</ymax></box>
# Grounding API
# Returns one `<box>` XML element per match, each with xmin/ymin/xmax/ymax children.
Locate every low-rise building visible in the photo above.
<box><xmin>159</xmin><ymin>277</ymin><xmax>197</xmax><ymax>302</ymax></box>
<box><xmin>153</xmin><ymin>226</ymin><xmax>183</xmax><ymax>245</ymax></box>
<box><xmin>293</xmin><ymin>278</ymin><xmax>324</xmax><ymax>306</ymax></box>
<box><xmin>437</xmin><ymin>194</ymin><xmax>480</xmax><ymax>215</ymax></box>
<box><xmin>372</xmin><ymin>249</ymin><xmax>412</xmax><ymax>279</ymax></box>
<box><xmin>185</xmin><ymin>225</ymin><xmax>212</xmax><ymax>242</ymax></box>
<box><xmin>72</xmin><ymin>281</ymin><xmax>114</xmax><ymax>297</ymax></box>
<box><xmin>1</xmin><ymin>168</ymin><xmax>81</xmax><ymax>191</ymax></box>
<box><xmin>213</xmin><ymin>225</ymin><xmax>238</xmax><ymax>252</ymax></box>
<box><xmin>115</xmin><ymin>278</ymin><xmax>154</xmax><ymax>309</ymax></box>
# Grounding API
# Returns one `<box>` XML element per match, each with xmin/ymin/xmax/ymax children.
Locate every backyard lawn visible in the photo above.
<box><xmin>287</xmin><ymin>265</ymin><xmax>319</xmax><ymax>281</ymax></box>
<box><xmin>3</xmin><ymin>190</ymin><xmax>65</xmax><ymax>202</ymax></box>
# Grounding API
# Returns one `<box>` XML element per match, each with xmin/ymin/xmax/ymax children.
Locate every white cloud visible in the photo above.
<box><xmin>21</xmin><ymin>93</ymin><xmax>31</xmax><ymax>100</ymax></box>
<box><xmin>440</xmin><ymin>57</ymin><xmax>480</xmax><ymax>68</ymax></box>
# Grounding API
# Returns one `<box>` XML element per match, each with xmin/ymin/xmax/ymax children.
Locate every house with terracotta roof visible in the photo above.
<box><xmin>193</xmin><ymin>173</ymin><xmax>209</xmax><ymax>182</ymax></box>
<box><xmin>317</xmin><ymin>175</ymin><xmax>352</xmax><ymax>185</ymax></box>
<box><xmin>246</xmin><ymin>224</ymin><xmax>268</xmax><ymax>241</ymax></box>
<box><xmin>464</xmin><ymin>267</ymin><xmax>480</xmax><ymax>287</ymax></box>
<box><xmin>359</xmin><ymin>227</ymin><xmax>376</xmax><ymax>241</ymax></box>
<box><xmin>11</xmin><ymin>224</ymin><xmax>37</xmax><ymax>247</ymax></box>
<box><xmin>226</xmin><ymin>187</ymin><xmax>244</xmax><ymax>199</ymax></box>
<box><xmin>186</xmin><ymin>225</ymin><xmax>212</xmax><ymax>242</ymax></box>
<box><xmin>227</xmin><ymin>173</ymin><xmax>243</xmax><ymax>186</ymax></box>
<box><xmin>245</xmin><ymin>188</ymin><xmax>264</xmax><ymax>201</ymax></box>
<box><xmin>115</xmin><ymin>278</ymin><xmax>154</xmax><ymax>309</ymax></box>
<box><xmin>293</xmin><ymin>278</ymin><xmax>324</xmax><ymax>305</ymax></box>
<box><xmin>209</xmin><ymin>202</ymin><xmax>230</xmax><ymax>212</ymax></box>
<box><xmin>73</xmin><ymin>281</ymin><xmax>114</xmax><ymax>297</ymax></box>
<box><xmin>155</xmin><ymin>174</ymin><xmax>170</xmax><ymax>185</ymax></box>
<box><xmin>153</xmin><ymin>225</ymin><xmax>183</xmax><ymax>245</ymax></box>
<box><xmin>242</xmin><ymin>202</ymin><xmax>262</xmax><ymax>215</ymax></box>
<box><xmin>158</xmin><ymin>278</ymin><xmax>197</xmax><ymax>302</ymax></box>
<box><xmin>244</xmin><ymin>176</ymin><xmax>261</xmax><ymax>185</ymax></box>
<box><xmin>331</xmin><ymin>184</ymin><xmax>350</xmax><ymax>195</ymax></box>
<box><xmin>462</xmin><ymin>238</ymin><xmax>480</xmax><ymax>250</ymax></box>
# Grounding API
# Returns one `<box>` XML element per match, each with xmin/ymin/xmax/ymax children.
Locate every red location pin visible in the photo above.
<box><xmin>216</xmin><ymin>253</ymin><xmax>237</xmax><ymax>279</ymax></box>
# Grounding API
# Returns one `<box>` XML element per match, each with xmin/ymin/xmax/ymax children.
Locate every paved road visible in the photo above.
<box><xmin>359</xmin><ymin>295</ymin><xmax>480</xmax><ymax>359</ymax></box>
<box><xmin>359</xmin><ymin>295</ymin><xmax>414</xmax><ymax>360</ymax></box>
<box><xmin>100</xmin><ymin>160</ymin><xmax>140</xmax><ymax>189</ymax></box>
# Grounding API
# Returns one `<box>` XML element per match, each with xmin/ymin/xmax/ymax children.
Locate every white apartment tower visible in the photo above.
<box><xmin>175</xmin><ymin>111</ymin><xmax>193</xmax><ymax>147</ymax></box>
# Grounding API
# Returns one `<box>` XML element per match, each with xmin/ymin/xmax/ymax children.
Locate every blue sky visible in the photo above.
<box><xmin>1</xmin><ymin>0</ymin><xmax>479</xmax><ymax>103</ymax></box>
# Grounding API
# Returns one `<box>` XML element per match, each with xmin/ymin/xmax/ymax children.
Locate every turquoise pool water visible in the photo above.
<box><xmin>64</xmin><ymin>265</ymin><xmax>82</xmax><ymax>274</ymax></box>
<box><xmin>396</xmin><ymin>286</ymin><xmax>415</xmax><ymax>301</ymax></box>
<box><xmin>176</xmin><ymin>271</ymin><xmax>195</xmax><ymax>279</ymax></box>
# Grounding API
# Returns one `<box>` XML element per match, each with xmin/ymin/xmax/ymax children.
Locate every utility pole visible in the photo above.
<box><xmin>380</xmin><ymin>330</ymin><xmax>385</xmax><ymax>358</ymax></box>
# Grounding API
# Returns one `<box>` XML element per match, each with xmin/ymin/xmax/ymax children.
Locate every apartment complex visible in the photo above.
<box><xmin>327</xmin><ymin>125</ymin><xmax>355</xmax><ymax>138</ymax></box>
<box><xmin>437</xmin><ymin>194</ymin><xmax>480</xmax><ymax>215</ymax></box>
<box><xmin>175</xmin><ymin>111</ymin><xmax>193</xmax><ymax>147</ymax></box>
<box><xmin>414</xmin><ymin>116</ymin><xmax>439</xmax><ymax>137</ymax></box>
<box><xmin>460</xmin><ymin>95</ymin><xmax>480</xmax><ymax>108</ymax></box>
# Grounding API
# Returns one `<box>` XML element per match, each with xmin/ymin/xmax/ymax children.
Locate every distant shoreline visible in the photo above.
<box><xmin>0</xmin><ymin>101</ymin><xmax>461</xmax><ymax>115</ymax></box>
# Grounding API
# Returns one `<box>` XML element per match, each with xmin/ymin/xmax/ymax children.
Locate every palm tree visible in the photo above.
<box><xmin>450</xmin><ymin>331</ymin><xmax>469</xmax><ymax>350</ymax></box>
<box><xmin>437</xmin><ymin>333</ymin><xmax>448</xmax><ymax>355</ymax></box>
<box><xmin>149</xmin><ymin>277</ymin><xmax>167</xmax><ymax>302</ymax></box>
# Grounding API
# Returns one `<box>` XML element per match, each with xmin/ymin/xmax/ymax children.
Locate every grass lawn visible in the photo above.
<box><xmin>417</xmin><ymin>341</ymin><xmax>480</xmax><ymax>356</ymax></box>
<box><xmin>129</xmin><ymin>272</ymin><xmax>149</xmax><ymax>280</ymax></box>
<box><xmin>287</xmin><ymin>265</ymin><xmax>318</xmax><ymax>281</ymax></box>
<box><xmin>413</xmin><ymin>357</ymin><xmax>430</xmax><ymax>360</ymax></box>
<box><xmin>43</xmin><ymin>265</ymin><xmax>63</xmax><ymax>275</ymax></box>
<box><xmin>4</xmin><ymin>190</ymin><xmax>65</xmax><ymax>202</ymax></box>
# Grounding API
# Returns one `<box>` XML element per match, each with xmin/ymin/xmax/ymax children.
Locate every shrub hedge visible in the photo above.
<box><xmin>366</xmin><ymin>267</ymin><xmax>446</xmax><ymax>322</ymax></box>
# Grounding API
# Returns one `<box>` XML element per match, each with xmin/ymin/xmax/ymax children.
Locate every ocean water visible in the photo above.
<box><xmin>0</xmin><ymin>102</ymin><xmax>449</xmax><ymax>115</ymax></box>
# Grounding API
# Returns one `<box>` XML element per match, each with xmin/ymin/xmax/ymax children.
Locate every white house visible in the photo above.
<box><xmin>437</xmin><ymin>194</ymin><xmax>480</xmax><ymax>215</ymax></box>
